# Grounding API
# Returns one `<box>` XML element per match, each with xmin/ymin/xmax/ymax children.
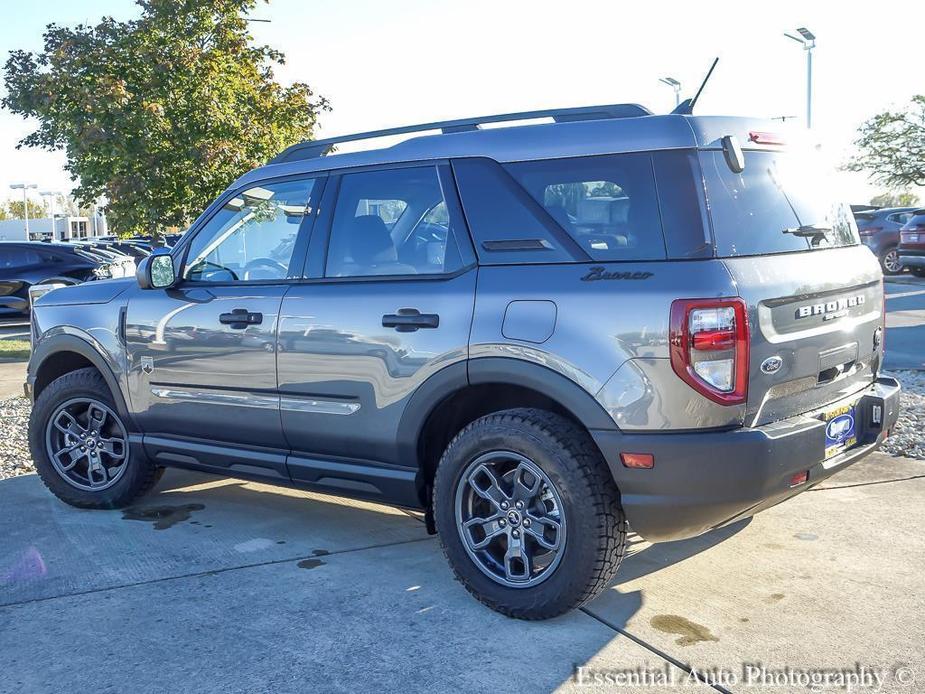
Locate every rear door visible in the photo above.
<box><xmin>125</xmin><ymin>176</ymin><xmax>322</xmax><ymax>476</ymax></box>
<box><xmin>699</xmin><ymin>148</ymin><xmax>883</xmax><ymax>428</ymax></box>
<box><xmin>277</xmin><ymin>163</ymin><xmax>476</xmax><ymax>496</ymax></box>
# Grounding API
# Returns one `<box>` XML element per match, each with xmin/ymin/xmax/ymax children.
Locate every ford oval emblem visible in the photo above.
<box><xmin>761</xmin><ymin>356</ymin><xmax>783</xmax><ymax>374</ymax></box>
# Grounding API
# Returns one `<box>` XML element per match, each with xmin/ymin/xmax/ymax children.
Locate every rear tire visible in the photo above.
<box><xmin>880</xmin><ymin>247</ymin><xmax>902</xmax><ymax>275</ymax></box>
<box><xmin>28</xmin><ymin>367</ymin><xmax>161</xmax><ymax>509</ymax></box>
<box><xmin>434</xmin><ymin>408</ymin><xmax>626</xmax><ymax>619</ymax></box>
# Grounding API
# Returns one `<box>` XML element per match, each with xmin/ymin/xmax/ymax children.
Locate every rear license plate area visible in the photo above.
<box><xmin>821</xmin><ymin>403</ymin><xmax>859</xmax><ymax>460</ymax></box>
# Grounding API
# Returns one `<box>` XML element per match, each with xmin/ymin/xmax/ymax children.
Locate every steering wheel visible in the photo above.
<box><xmin>243</xmin><ymin>257</ymin><xmax>287</xmax><ymax>278</ymax></box>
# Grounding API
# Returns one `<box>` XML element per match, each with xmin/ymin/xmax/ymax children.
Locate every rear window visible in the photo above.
<box><xmin>505</xmin><ymin>153</ymin><xmax>667</xmax><ymax>261</ymax></box>
<box><xmin>700</xmin><ymin>150</ymin><xmax>858</xmax><ymax>257</ymax></box>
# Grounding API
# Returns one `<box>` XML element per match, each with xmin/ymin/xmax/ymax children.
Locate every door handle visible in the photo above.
<box><xmin>382</xmin><ymin>308</ymin><xmax>440</xmax><ymax>332</ymax></box>
<box><xmin>219</xmin><ymin>308</ymin><xmax>263</xmax><ymax>328</ymax></box>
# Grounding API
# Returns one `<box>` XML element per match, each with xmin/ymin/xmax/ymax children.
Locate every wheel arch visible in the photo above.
<box><xmin>30</xmin><ymin>335</ymin><xmax>133</xmax><ymax>426</ymax></box>
<box><xmin>399</xmin><ymin>357</ymin><xmax>620</xmax><ymax>505</ymax></box>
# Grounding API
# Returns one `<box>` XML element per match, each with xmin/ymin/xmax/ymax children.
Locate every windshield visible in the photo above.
<box><xmin>700</xmin><ymin>149</ymin><xmax>858</xmax><ymax>257</ymax></box>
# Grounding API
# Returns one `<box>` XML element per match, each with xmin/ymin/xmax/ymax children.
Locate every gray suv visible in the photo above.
<box><xmin>26</xmin><ymin>104</ymin><xmax>901</xmax><ymax>619</ymax></box>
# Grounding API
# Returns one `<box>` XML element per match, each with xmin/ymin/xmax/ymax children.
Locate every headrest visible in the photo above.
<box><xmin>348</xmin><ymin>215</ymin><xmax>397</xmax><ymax>266</ymax></box>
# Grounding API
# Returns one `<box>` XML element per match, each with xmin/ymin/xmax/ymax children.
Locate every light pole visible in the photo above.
<box><xmin>659</xmin><ymin>77</ymin><xmax>682</xmax><ymax>107</ymax></box>
<box><xmin>784</xmin><ymin>27</ymin><xmax>816</xmax><ymax>128</ymax></box>
<box><xmin>40</xmin><ymin>191</ymin><xmax>62</xmax><ymax>240</ymax></box>
<box><xmin>9</xmin><ymin>183</ymin><xmax>38</xmax><ymax>237</ymax></box>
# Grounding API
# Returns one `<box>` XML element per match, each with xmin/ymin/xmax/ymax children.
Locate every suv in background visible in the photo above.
<box><xmin>0</xmin><ymin>242</ymin><xmax>110</xmax><ymax>318</ymax></box>
<box><xmin>853</xmin><ymin>206</ymin><xmax>916</xmax><ymax>274</ymax></box>
<box><xmin>25</xmin><ymin>105</ymin><xmax>900</xmax><ymax>619</ymax></box>
<box><xmin>898</xmin><ymin>209</ymin><xmax>925</xmax><ymax>277</ymax></box>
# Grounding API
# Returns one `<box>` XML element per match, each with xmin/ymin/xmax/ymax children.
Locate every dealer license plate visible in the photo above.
<box><xmin>822</xmin><ymin>403</ymin><xmax>859</xmax><ymax>460</ymax></box>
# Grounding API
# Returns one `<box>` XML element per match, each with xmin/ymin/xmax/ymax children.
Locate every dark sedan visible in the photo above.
<box><xmin>0</xmin><ymin>242</ymin><xmax>110</xmax><ymax>317</ymax></box>
<box><xmin>898</xmin><ymin>209</ymin><xmax>925</xmax><ymax>278</ymax></box>
<box><xmin>853</xmin><ymin>207</ymin><xmax>917</xmax><ymax>274</ymax></box>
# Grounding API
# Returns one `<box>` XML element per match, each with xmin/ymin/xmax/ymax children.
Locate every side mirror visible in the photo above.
<box><xmin>136</xmin><ymin>252</ymin><xmax>176</xmax><ymax>290</ymax></box>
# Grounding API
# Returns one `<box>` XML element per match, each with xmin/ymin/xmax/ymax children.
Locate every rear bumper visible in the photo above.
<box><xmin>591</xmin><ymin>376</ymin><xmax>901</xmax><ymax>542</ymax></box>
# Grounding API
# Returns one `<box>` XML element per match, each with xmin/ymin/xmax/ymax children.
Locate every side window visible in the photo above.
<box><xmin>184</xmin><ymin>178</ymin><xmax>315</xmax><ymax>282</ymax></box>
<box><xmin>890</xmin><ymin>212</ymin><xmax>912</xmax><ymax>225</ymax></box>
<box><xmin>325</xmin><ymin>166</ymin><xmax>464</xmax><ymax>277</ymax></box>
<box><xmin>505</xmin><ymin>153</ymin><xmax>667</xmax><ymax>261</ymax></box>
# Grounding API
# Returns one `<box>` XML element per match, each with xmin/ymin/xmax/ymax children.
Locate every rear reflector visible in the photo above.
<box><xmin>620</xmin><ymin>452</ymin><xmax>654</xmax><ymax>469</ymax></box>
<box><xmin>789</xmin><ymin>471</ymin><xmax>809</xmax><ymax>487</ymax></box>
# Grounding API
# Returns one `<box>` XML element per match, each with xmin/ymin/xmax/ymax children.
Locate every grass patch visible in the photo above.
<box><xmin>0</xmin><ymin>339</ymin><xmax>31</xmax><ymax>361</ymax></box>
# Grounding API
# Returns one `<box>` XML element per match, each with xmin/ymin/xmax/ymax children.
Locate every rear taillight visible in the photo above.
<box><xmin>669</xmin><ymin>298</ymin><xmax>749</xmax><ymax>405</ymax></box>
<box><xmin>858</xmin><ymin>226</ymin><xmax>881</xmax><ymax>236</ymax></box>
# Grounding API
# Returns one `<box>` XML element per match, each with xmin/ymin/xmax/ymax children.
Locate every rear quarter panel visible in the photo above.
<box><xmin>470</xmin><ymin>260</ymin><xmax>743</xmax><ymax>430</ymax></box>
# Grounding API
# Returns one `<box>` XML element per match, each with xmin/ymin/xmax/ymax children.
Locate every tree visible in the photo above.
<box><xmin>847</xmin><ymin>95</ymin><xmax>925</xmax><ymax>188</ymax></box>
<box><xmin>2</xmin><ymin>0</ymin><xmax>328</xmax><ymax>235</ymax></box>
<box><xmin>2</xmin><ymin>199</ymin><xmax>48</xmax><ymax>220</ymax></box>
<box><xmin>870</xmin><ymin>191</ymin><xmax>920</xmax><ymax>208</ymax></box>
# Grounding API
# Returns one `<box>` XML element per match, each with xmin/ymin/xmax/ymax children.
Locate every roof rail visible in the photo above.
<box><xmin>270</xmin><ymin>103</ymin><xmax>653</xmax><ymax>163</ymax></box>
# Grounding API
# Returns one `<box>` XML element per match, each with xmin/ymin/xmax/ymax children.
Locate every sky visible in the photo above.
<box><xmin>1</xmin><ymin>0</ymin><xmax>923</xmax><ymax>212</ymax></box>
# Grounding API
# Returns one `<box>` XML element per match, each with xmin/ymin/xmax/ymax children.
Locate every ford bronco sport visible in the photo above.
<box><xmin>26</xmin><ymin>104</ymin><xmax>901</xmax><ymax>619</ymax></box>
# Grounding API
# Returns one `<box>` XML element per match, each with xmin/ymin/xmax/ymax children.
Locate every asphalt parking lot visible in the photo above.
<box><xmin>1</xmin><ymin>275</ymin><xmax>923</xmax><ymax>693</ymax></box>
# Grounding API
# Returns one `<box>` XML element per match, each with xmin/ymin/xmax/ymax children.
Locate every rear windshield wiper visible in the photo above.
<box><xmin>782</xmin><ymin>224</ymin><xmax>832</xmax><ymax>238</ymax></box>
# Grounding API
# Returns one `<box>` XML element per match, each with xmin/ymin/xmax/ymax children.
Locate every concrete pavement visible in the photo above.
<box><xmin>2</xmin><ymin>453</ymin><xmax>923</xmax><ymax>693</ymax></box>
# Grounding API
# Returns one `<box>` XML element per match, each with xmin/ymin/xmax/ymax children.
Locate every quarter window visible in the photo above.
<box><xmin>184</xmin><ymin>179</ymin><xmax>315</xmax><ymax>282</ymax></box>
<box><xmin>505</xmin><ymin>153</ymin><xmax>667</xmax><ymax>261</ymax></box>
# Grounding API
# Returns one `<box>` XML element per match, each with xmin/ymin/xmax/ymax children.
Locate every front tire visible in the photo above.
<box><xmin>434</xmin><ymin>408</ymin><xmax>626</xmax><ymax>619</ymax></box>
<box><xmin>28</xmin><ymin>367</ymin><xmax>161</xmax><ymax>509</ymax></box>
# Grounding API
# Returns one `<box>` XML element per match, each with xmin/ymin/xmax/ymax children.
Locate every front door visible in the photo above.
<box><xmin>125</xmin><ymin>176</ymin><xmax>320</xmax><ymax>478</ymax></box>
<box><xmin>277</xmin><ymin>164</ymin><xmax>477</xmax><ymax>493</ymax></box>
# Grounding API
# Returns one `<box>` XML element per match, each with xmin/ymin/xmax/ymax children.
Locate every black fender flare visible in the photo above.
<box><xmin>395</xmin><ymin>356</ymin><xmax>620</xmax><ymax>472</ymax></box>
<box><xmin>30</xmin><ymin>334</ymin><xmax>134</xmax><ymax>425</ymax></box>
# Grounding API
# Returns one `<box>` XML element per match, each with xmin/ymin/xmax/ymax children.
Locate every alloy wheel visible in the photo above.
<box><xmin>884</xmin><ymin>249</ymin><xmax>902</xmax><ymax>274</ymax></box>
<box><xmin>45</xmin><ymin>397</ymin><xmax>129</xmax><ymax>491</ymax></box>
<box><xmin>455</xmin><ymin>451</ymin><xmax>567</xmax><ymax>588</ymax></box>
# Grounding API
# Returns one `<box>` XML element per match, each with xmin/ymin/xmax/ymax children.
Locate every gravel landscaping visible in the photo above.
<box><xmin>0</xmin><ymin>396</ymin><xmax>32</xmax><ymax>480</ymax></box>
<box><xmin>1</xmin><ymin>371</ymin><xmax>923</xmax><ymax>481</ymax></box>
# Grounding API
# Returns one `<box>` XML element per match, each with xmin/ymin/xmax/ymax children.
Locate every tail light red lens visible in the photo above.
<box><xmin>858</xmin><ymin>226</ymin><xmax>880</xmax><ymax>236</ymax></box>
<box><xmin>669</xmin><ymin>298</ymin><xmax>749</xmax><ymax>405</ymax></box>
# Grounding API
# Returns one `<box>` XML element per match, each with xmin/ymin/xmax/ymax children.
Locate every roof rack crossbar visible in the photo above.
<box><xmin>271</xmin><ymin>103</ymin><xmax>653</xmax><ymax>163</ymax></box>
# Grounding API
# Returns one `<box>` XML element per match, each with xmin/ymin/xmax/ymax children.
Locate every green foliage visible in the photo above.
<box><xmin>870</xmin><ymin>191</ymin><xmax>920</xmax><ymax>208</ymax></box>
<box><xmin>847</xmin><ymin>95</ymin><xmax>925</xmax><ymax>188</ymax></box>
<box><xmin>2</xmin><ymin>0</ymin><xmax>328</xmax><ymax>235</ymax></box>
<box><xmin>1</xmin><ymin>199</ymin><xmax>48</xmax><ymax>220</ymax></box>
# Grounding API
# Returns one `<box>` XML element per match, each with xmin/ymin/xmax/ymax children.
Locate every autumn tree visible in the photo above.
<box><xmin>2</xmin><ymin>0</ymin><xmax>328</xmax><ymax>235</ymax></box>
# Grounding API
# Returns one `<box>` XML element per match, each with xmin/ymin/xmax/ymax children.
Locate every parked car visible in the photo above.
<box><xmin>898</xmin><ymin>209</ymin><xmax>925</xmax><ymax>278</ymax></box>
<box><xmin>853</xmin><ymin>206</ymin><xmax>916</xmax><ymax>274</ymax></box>
<box><xmin>25</xmin><ymin>105</ymin><xmax>900</xmax><ymax>619</ymax></box>
<box><xmin>0</xmin><ymin>241</ymin><xmax>111</xmax><ymax>317</ymax></box>
<box><xmin>68</xmin><ymin>242</ymin><xmax>136</xmax><ymax>278</ymax></box>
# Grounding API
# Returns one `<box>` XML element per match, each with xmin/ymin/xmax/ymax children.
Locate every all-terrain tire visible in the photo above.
<box><xmin>434</xmin><ymin>408</ymin><xmax>626</xmax><ymax>619</ymax></box>
<box><xmin>28</xmin><ymin>367</ymin><xmax>162</xmax><ymax>509</ymax></box>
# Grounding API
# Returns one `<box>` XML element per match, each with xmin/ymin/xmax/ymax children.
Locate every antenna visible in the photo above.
<box><xmin>671</xmin><ymin>57</ymin><xmax>719</xmax><ymax>115</ymax></box>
